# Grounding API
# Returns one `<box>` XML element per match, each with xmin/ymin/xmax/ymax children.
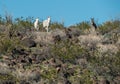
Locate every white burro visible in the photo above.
<box><xmin>34</xmin><ymin>18</ymin><xmax>39</xmax><ymax>31</ymax></box>
<box><xmin>43</xmin><ymin>17</ymin><xmax>51</xmax><ymax>32</ymax></box>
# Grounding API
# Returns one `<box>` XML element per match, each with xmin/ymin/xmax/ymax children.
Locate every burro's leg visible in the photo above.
<box><xmin>45</xmin><ymin>27</ymin><xmax>49</xmax><ymax>32</ymax></box>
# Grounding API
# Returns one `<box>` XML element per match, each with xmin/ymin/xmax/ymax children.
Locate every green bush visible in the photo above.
<box><xmin>50</xmin><ymin>22</ymin><xmax>65</xmax><ymax>30</ymax></box>
<box><xmin>14</xmin><ymin>17</ymin><xmax>33</xmax><ymax>28</ymax></box>
<box><xmin>51</xmin><ymin>40</ymin><xmax>85</xmax><ymax>62</ymax></box>
<box><xmin>76</xmin><ymin>21</ymin><xmax>90</xmax><ymax>30</ymax></box>
<box><xmin>98</xmin><ymin>20</ymin><xmax>120</xmax><ymax>34</ymax></box>
<box><xmin>0</xmin><ymin>30</ymin><xmax>22</xmax><ymax>54</ymax></box>
<box><xmin>0</xmin><ymin>37</ymin><xmax>15</xmax><ymax>54</ymax></box>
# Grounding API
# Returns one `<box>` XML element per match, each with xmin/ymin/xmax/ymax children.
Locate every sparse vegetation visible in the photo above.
<box><xmin>0</xmin><ymin>14</ymin><xmax>120</xmax><ymax>84</ymax></box>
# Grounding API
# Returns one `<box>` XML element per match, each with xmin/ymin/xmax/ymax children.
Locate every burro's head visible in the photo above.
<box><xmin>36</xmin><ymin>18</ymin><xmax>39</xmax><ymax>21</ymax></box>
<box><xmin>48</xmin><ymin>16</ymin><xmax>50</xmax><ymax>21</ymax></box>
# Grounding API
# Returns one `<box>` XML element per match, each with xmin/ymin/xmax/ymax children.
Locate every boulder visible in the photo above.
<box><xmin>22</xmin><ymin>38</ymin><xmax>36</xmax><ymax>48</ymax></box>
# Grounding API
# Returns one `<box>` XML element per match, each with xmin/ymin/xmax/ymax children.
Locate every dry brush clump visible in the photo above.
<box><xmin>96</xmin><ymin>43</ymin><xmax>118</xmax><ymax>55</ymax></box>
<box><xmin>78</xmin><ymin>34</ymin><xmax>103</xmax><ymax>45</ymax></box>
<box><xmin>77</xmin><ymin>33</ymin><xmax>103</xmax><ymax>53</ymax></box>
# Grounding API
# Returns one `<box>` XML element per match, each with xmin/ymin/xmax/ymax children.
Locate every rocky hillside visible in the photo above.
<box><xmin>0</xmin><ymin>18</ymin><xmax>120</xmax><ymax>84</ymax></box>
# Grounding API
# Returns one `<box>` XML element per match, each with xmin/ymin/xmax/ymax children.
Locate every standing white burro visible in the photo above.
<box><xmin>43</xmin><ymin>17</ymin><xmax>51</xmax><ymax>32</ymax></box>
<box><xmin>34</xmin><ymin>18</ymin><xmax>39</xmax><ymax>31</ymax></box>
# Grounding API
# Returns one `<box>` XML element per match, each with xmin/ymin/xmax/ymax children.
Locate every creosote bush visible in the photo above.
<box><xmin>50</xmin><ymin>22</ymin><xmax>65</xmax><ymax>30</ymax></box>
<box><xmin>14</xmin><ymin>16</ymin><xmax>34</xmax><ymax>29</ymax></box>
<box><xmin>76</xmin><ymin>21</ymin><xmax>91</xmax><ymax>30</ymax></box>
<box><xmin>98</xmin><ymin>19</ymin><xmax>120</xmax><ymax>34</ymax></box>
<box><xmin>51</xmin><ymin>40</ymin><xmax>86</xmax><ymax>63</ymax></box>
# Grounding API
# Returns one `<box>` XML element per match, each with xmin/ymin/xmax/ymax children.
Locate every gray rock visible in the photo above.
<box><xmin>22</xmin><ymin>38</ymin><xmax>36</xmax><ymax>48</ymax></box>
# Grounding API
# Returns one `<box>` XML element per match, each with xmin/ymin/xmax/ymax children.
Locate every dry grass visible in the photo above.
<box><xmin>96</xmin><ymin>43</ymin><xmax>118</xmax><ymax>54</ymax></box>
<box><xmin>33</xmin><ymin>31</ymin><xmax>53</xmax><ymax>44</ymax></box>
<box><xmin>78</xmin><ymin>34</ymin><xmax>103</xmax><ymax>46</ymax></box>
<box><xmin>0</xmin><ymin>62</ymin><xmax>11</xmax><ymax>74</ymax></box>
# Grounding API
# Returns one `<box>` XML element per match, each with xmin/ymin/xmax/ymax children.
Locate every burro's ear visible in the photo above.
<box><xmin>48</xmin><ymin>16</ymin><xmax>51</xmax><ymax>18</ymax></box>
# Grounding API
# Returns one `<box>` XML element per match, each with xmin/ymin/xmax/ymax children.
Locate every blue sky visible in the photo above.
<box><xmin>0</xmin><ymin>0</ymin><xmax>120</xmax><ymax>26</ymax></box>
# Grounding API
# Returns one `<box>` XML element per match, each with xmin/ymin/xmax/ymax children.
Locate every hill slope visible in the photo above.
<box><xmin>0</xmin><ymin>20</ymin><xmax>120</xmax><ymax>84</ymax></box>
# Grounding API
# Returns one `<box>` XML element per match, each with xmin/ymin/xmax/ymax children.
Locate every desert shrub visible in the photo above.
<box><xmin>0</xmin><ymin>38</ymin><xmax>15</xmax><ymax>54</ymax></box>
<box><xmin>50</xmin><ymin>22</ymin><xmax>65</xmax><ymax>30</ymax></box>
<box><xmin>5</xmin><ymin>12</ymin><xmax>13</xmax><ymax>25</ymax></box>
<box><xmin>0</xmin><ymin>73</ymin><xmax>18</xmax><ymax>84</ymax></box>
<box><xmin>78</xmin><ymin>34</ymin><xmax>102</xmax><ymax>45</ymax></box>
<box><xmin>96</xmin><ymin>43</ymin><xmax>118</xmax><ymax>55</ymax></box>
<box><xmin>38</xmin><ymin>21</ymin><xmax>43</xmax><ymax>31</ymax></box>
<box><xmin>98</xmin><ymin>19</ymin><xmax>120</xmax><ymax>35</ymax></box>
<box><xmin>51</xmin><ymin>40</ymin><xmax>86</xmax><ymax>63</ymax></box>
<box><xmin>0</xmin><ymin>15</ymin><xmax>3</xmax><ymax>24</ymax></box>
<box><xmin>14</xmin><ymin>17</ymin><xmax>34</xmax><ymax>29</ymax></box>
<box><xmin>0</xmin><ymin>15</ymin><xmax>6</xmax><ymax>25</ymax></box>
<box><xmin>0</xmin><ymin>63</ymin><xmax>18</xmax><ymax>83</ymax></box>
<box><xmin>88</xmin><ymin>49</ymin><xmax>120</xmax><ymax>78</ymax></box>
<box><xmin>0</xmin><ymin>31</ymin><xmax>22</xmax><ymax>54</ymax></box>
<box><xmin>79</xmin><ymin>69</ymin><xmax>93</xmax><ymax>84</ymax></box>
<box><xmin>0</xmin><ymin>13</ymin><xmax>13</xmax><ymax>25</ymax></box>
<box><xmin>68</xmin><ymin>65</ymin><xmax>93</xmax><ymax>84</ymax></box>
<box><xmin>76</xmin><ymin>21</ymin><xmax>91</xmax><ymax>30</ymax></box>
<box><xmin>41</xmin><ymin>67</ymin><xmax>57</xmax><ymax>80</ymax></box>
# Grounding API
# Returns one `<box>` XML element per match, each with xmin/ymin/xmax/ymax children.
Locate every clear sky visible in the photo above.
<box><xmin>0</xmin><ymin>0</ymin><xmax>120</xmax><ymax>26</ymax></box>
